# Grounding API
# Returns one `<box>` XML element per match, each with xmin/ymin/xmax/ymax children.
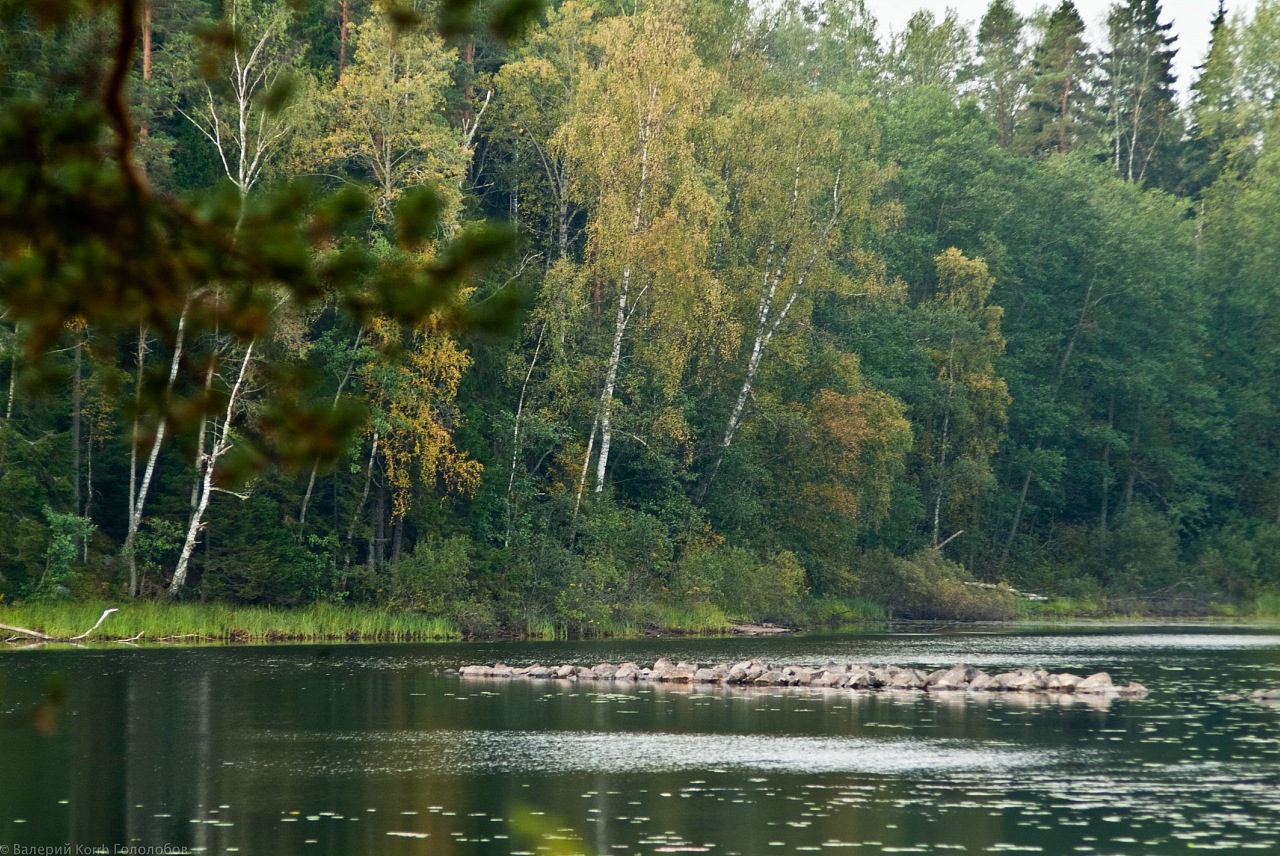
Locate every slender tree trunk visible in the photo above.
<box><xmin>71</xmin><ymin>332</ymin><xmax>83</xmax><ymax>521</ymax></box>
<box><xmin>141</xmin><ymin>1</ymin><xmax>152</xmax><ymax>78</ymax></box>
<box><xmin>347</xmin><ymin>431</ymin><xmax>379</xmax><ymax>558</ymax></box>
<box><xmin>126</xmin><ymin>325</ymin><xmax>145</xmax><ymax>597</ymax></box>
<box><xmin>1100</xmin><ymin>396</ymin><xmax>1114</xmax><ymax>538</ymax></box>
<box><xmin>373</xmin><ymin>474</ymin><xmax>386</xmax><ymax>571</ymax></box>
<box><xmin>392</xmin><ymin>518</ymin><xmax>403</xmax><ymax>563</ymax></box>
<box><xmin>593</xmin><ymin>272</ymin><xmax>629</xmax><ymax>494</ymax></box>
<box><xmin>573</xmin><ymin>413</ymin><xmax>599</xmax><ymax>519</ymax></box>
<box><xmin>139</xmin><ymin>1</ymin><xmax>152</xmax><ymax>142</ymax></box>
<box><xmin>558</xmin><ymin>195</ymin><xmax>569</xmax><ymax>260</ymax></box>
<box><xmin>190</xmin><ymin>355</ymin><xmax>218</xmax><ymax>510</ymax></box>
<box><xmin>338</xmin><ymin>0</ymin><xmax>349</xmax><ymax>78</ymax></box>
<box><xmin>506</xmin><ymin>327</ymin><xmax>544</xmax><ymax>548</ymax></box>
<box><xmin>1122</xmin><ymin>402</ymin><xmax>1142</xmax><ymax>512</ymax></box>
<box><xmin>700</xmin><ymin>171</ymin><xmax>840</xmax><ymax>505</ymax></box>
<box><xmin>127</xmin><ymin>305</ymin><xmax>190</xmax><ymax>596</ymax></box>
<box><xmin>592</xmin><ymin>121</ymin><xmax>651</xmax><ymax>495</ymax></box>
<box><xmin>4</xmin><ymin>351</ymin><xmax>14</xmax><ymax>421</ymax></box>
<box><xmin>298</xmin><ymin>326</ymin><xmax>365</xmax><ymax>535</ymax></box>
<box><xmin>1059</xmin><ymin>76</ymin><xmax>1071</xmax><ymax>155</ymax></box>
<box><xmin>934</xmin><ymin>405</ymin><xmax>951</xmax><ymax>548</ymax></box>
<box><xmin>169</xmin><ymin>341</ymin><xmax>255</xmax><ymax>597</ymax></box>
<box><xmin>84</xmin><ymin>426</ymin><xmax>94</xmax><ymax>563</ymax></box>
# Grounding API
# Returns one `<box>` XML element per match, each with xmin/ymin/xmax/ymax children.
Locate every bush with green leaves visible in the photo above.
<box><xmin>25</xmin><ymin>507</ymin><xmax>96</xmax><ymax>602</ymax></box>
<box><xmin>861</xmin><ymin>548</ymin><xmax>1015</xmax><ymax>621</ymax></box>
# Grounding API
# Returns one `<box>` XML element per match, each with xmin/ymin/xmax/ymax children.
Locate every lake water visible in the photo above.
<box><xmin>2</xmin><ymin>625</ymin><xmax>1279</xmax><ymax>855</ymax></box>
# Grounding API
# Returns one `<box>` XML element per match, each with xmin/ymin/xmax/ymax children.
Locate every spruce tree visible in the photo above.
<box><xmin>1102</xmin><ymin>0</ymin><xmax>1178</xmax><ymax>184</ymax></box>
<box><xmin>974</xmin><ymin>0</ymin><xmax>1027</xmax><ymax>148</ymax></box>
<box><xmin>1182</xmin><ymin>1</ymin><xmax>1239</xmax><ymax>196</ymax></box>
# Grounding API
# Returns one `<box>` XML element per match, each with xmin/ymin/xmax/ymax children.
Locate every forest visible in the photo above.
<box><xmin>1</xmin><ymin>0</ymin><xmax>1279</xmax><ymax>633</ymax></box>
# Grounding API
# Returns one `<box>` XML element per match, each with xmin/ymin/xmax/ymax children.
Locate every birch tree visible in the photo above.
<box><xmin>557</xmin><ymin>3</ymin><xmax>718</xmax><ymax>501</ymax></box>
<box><xmin>164</xmin><ymin>0</ymin><xmax>308</xmax><ymax>596</ymax></box>
<box><xmin>174</xmin><ymin>0</ymin><xmax>306</xmax><ymax>204</ymax></box>
<box><xmin>491</xmin><ymin>1</ymin><xmax>594</xmax><ymax>260</ymax></box>
<box><xmin>312</xmin><ymin>8</ymin><xmax>465</xmax><ymax>226</ymax></box>
<box><xmin>356</xmin><ymin>315</ymin><xmax>482</xmax><ymax>566</ymax></box>
<box><xmin>702</xmin><ymin>91</ymin><xmax>892</xmax><ymax>497</ymax></box>
<box><xmin>1101</xmin><ymin>0</ymin><xmax>1177</xmax><ymax>184</ymax></box>
<box><xmin>168</xmin><ymin>339</ymin><xmax>257</xmax><ymax>596</ymax></box>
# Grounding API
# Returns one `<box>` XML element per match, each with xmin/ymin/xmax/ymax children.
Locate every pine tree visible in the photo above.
<box><xmin>1019</xmin><ymin>1</ymin><xmax>1095</xmax><ymax>156</ymax></box>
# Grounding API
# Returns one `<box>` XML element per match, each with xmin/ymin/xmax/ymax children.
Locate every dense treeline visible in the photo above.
<box><xmin>2</xmin><ymin>0</ymin><xmax>1279</xmax><ymax>629</ymax></box>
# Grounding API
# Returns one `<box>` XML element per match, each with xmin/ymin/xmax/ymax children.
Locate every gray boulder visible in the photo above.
<box><xmin>888</xmin><ymin>668</ymin><xmax>928</xmax><ymax>690</ymax></box>
<box><xmin>1076</xmin><ymin>672</ymin><xmax>1116</xmax><ymax>694</ymax></box>
<box><xmin>1002</xmin><ymin>670</ymin><xmax>1046</xmax><ymax>692</ymax></box>
<box><xmin>968</xmin><ymin>671</ymin><xmax>995</xmax><ymax>692</ymax></box>
<box><xmin>694</xmin><ymin>666</ymin><xmax>727</xmax><ymax>683</ymax></box>
<box><xmin>1047</xmin><ymin>673</ymin><xmax>1082</xmax><ymax>692</ymax></box>
<box><xmin>660</xmin><ymin>662</ymin><xmax>697</xmax><ymax>682</ymax></box>
<box><xmin>929</xmin><ymin>664</ymin><xmax>978</xmax><ymax>691</ymax></box>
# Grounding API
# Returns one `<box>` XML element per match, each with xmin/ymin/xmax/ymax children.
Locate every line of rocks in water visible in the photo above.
<box><xmin>1219</xmin><ymin>688</ymin><xmax>1280</xmax><ymax>705</ymax></box>
<box><xmin>454</xmin><ymin>657</ymin><xmax>1149</xmax><ymax>697</ymax></box>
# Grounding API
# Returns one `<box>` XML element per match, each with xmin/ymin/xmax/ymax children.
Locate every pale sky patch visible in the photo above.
<box><xmin>868</xmin><ymin>0</ymin><xmax>1258</xmax><ymax>99</ymax></box>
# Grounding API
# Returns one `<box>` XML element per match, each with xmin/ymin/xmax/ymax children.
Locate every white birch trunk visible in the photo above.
<box><xmin>169</xmin><ymin>340</ymin><xmax>255</xmax><ymax>596</ymax></box>
<box><xmin>593</xmin><ymin>272</ymin><xmax>629</xmax><ymax>494</ymax></box>
<box><xmin>574</xmin><ymin>412</ymin><xmax>599</xmax><ymax>518</ymax></box>
<box><xmin>347</xmin><ymin>431</ymin><xmax>380</xmax><ymax>548</ymax></box>
<box><xmin>506</xmin><ymin>327</ymin><xmax>544</xmax><ymax>547</ymax></box>
<box><xmin>591</xmin><ymin>116</ymin><xmax>651</xmax><ymax>495</ymax></box>
<box><xmin>126</xmin><ymin>326</ymin><xmax>144</xmax><ymax>596</ymax></box>
<box><xmin>702</xmin><ymin>172</ymin><xmax>841</xmax><ymax>499</ymax></box>
<box><xmin>4</xmin><ymin>352</ymin><xmax>14</xmax><ymax>421</ymax></box>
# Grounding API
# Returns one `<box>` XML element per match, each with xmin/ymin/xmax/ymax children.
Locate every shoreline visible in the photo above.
<box><xmin>2</xmin><ymin>600</ymin><xmax>1278</xmax><ymax>649</ymax></box>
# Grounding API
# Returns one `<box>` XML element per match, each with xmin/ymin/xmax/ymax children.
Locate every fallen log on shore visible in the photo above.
<box><xmin>1</xmin><ymin>608</ymin><xmax>119</xmax><ymax>644</ymax></box>
<box><xmin>452</xmin><ymin>657</ymin><xmax>1148</xmax><ymax>697</ymax></box>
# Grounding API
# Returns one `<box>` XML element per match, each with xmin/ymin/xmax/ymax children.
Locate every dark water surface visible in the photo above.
<box><xmin>2</xmin><ymin>626</ymin><xmax>1279</xmax><ymax>854</ymax></box>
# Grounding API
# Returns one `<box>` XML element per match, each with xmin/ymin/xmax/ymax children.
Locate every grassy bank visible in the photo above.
<box><xmin>0</xmin><ymin>597</ymin><xmax>895</xmax><ymax>645</ymax></box>
<box><xmin>6</xmin><ymin>591</ymin><xmax>1272</xmax><ymax>647</ymax></box>
<box><xmin>0</xmin><ymin>600</ymin><xmax>762</xmax><ymax>644</ymax></box>
<box><xmin>1013</xmin><ymin>592</ymin><xmax>1280</xmax><ymax>622</ymax></box>
<box><xmin>0</xmin><ymin>602</ymin><xmax>463</xmax><ymax>644</ymax></box>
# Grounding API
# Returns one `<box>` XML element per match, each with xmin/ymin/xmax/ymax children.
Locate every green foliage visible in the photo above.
<box><xmin>804</xmin><ymin>594</ymin><xmax>890</xmax><ymax>627</ymax></box>
<box><xmin>860</xmin><ymin>548</ymin><xmax>1016</xmax><ymax>621</ymax></box>
<box><xmin>377</xmin><ymin>536</ymin><xmax>470</xmax><ymax>611</ymax></box>
<box><xmin>1255</xmin><ymin>592</ymin><xmax>1280</xmax><ymax>620</ymax></box>
<box><xmin>26</xmin><ymin>507</ymin><xmax>96</xmax><ymax>602</ymax></box>
<box><xmin>2</xmin><ymin>0</ymin><xmax>1280</xmax><ymax>630</ymax></box>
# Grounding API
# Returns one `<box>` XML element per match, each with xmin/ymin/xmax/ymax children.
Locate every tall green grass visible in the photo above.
<box><xmin>805</xmin><ymin>595</ymin><xmax>890</xmax><ymax>627</ymax></box>
<box><xmin>1013</xmin><ymin>596</ymin><xmax>1105</xmax><ymax>620</ymax></box>
<box><xmin>0</xmin><ymin>602</ymin><xmax>461</xmax><ymax>643</ymax></box>
<box><xmin>1254</xmin><ymin>592</ymin><xmax>1280</xmax><ymax>620</ymax></box>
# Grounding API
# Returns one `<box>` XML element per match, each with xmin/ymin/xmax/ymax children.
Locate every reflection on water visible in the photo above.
<box><xmin>247</xmin><ymin>728</ymin><xmax>1055</xmax><ymax>775</ymax></box>
<box><xmin>1</xmin><ymin>625</ymin><xmax>1279</xmax><ymax>854</ymax></box>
